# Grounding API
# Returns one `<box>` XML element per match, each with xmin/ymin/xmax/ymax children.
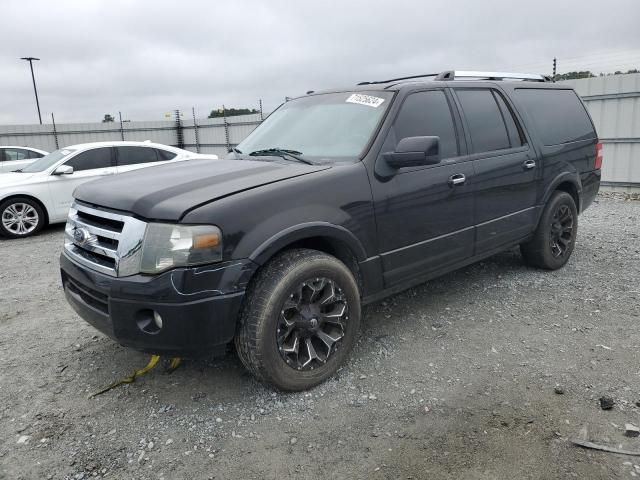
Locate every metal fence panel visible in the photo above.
<box><xmin>0</xmin><ymin>113</ymin><xmax>262</xmax><ymax>156</ymax></box>
<box><xmin>562</xmin><ymin>73</ymin><xmax>640</xmax><ymax>189</ymax></box>
<box><xmin>0</xmin><ymin>122</ymin><xmax>58</xmax><ymax>151</ymax></box>
<box><xmin>229</xmin><ymin>123</ymin><xmax>259</xmax><ymax>145</ymax></box>
<box><xmin>196</xmin><ymin>124</ymin><xmax>229</xmax><ymax>147</ymax></box>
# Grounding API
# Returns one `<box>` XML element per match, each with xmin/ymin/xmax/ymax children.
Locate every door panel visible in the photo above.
<box><xmin>48</xmin><ymin>169</ymin><xmax>116</xmax><ymax>220</ymax></box>
<box><xmin>371</xmin><ymin>89</ymin><xmax>475</xmax><ymax>287</ymax></box>
<box><xmin>47</xmin><ymin>148</ymin><xmax>116</xmax><ymax>220</ymax></box>
<box><xmin>472</xmin><ymin>150</ymin><xmax>537</xmax><ymax>251</ymax></box>
<box><xmin>452</xmin><ymin>87</ymin><xmax>538</xmax><ymax>254</ymax></box>
<box><xmin>376</xmin><ymin>161</ymin><xmax>475</xmax><ymax>285</ymax></box>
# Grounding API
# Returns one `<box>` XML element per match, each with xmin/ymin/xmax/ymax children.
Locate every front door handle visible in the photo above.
<box><xmin>523</xmin><ymin>159</ymin><xmax>536</xmax><ymax>170</ymax></box>
<box><xmin>448</xmin><ymin>173</ymin><xmax>466</xmax><ymax>186</ymax></box>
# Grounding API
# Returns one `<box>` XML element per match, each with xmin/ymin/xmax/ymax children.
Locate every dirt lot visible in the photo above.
<box><xmin>1</xmin><ymin>193</ymin><xmax>639</xmax><ymax>480</ymax></box>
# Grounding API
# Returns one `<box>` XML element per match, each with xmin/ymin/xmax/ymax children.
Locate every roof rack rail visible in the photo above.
<box><xmin>434</xmin><ymin>70</ymin><xmax>552</xmax><ymax>82</ymax></box>
<box><xmin>357</xmin><ymin>73</ymin><xmax>438</xmax><ymax>86</ymax></box>
<box><xmin>357</xmin><ymin>70</ymin><xmax>552</xmax><ymax>86</ymax></box>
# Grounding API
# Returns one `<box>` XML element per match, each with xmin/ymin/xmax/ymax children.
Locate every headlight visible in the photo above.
<box><xmin>140</xmin><ymin>224</ymin><xmax>223</xmax><ymax>274</ymax></box>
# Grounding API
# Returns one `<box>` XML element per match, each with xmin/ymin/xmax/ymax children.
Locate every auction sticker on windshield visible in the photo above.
<box><xmin>346</xmin><ymin>94</ymin><xmax>385</xmax><ymax>108</ymax></box>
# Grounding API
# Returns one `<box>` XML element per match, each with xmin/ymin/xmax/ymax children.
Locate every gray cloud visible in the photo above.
<box><xmin>2</xmin><ymin>0</ymin><xmax>639</xmax><ymax>124</ymax></box>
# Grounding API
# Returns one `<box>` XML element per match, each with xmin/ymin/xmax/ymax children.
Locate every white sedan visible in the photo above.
<box><xmin>0</xmin><ymin>146</ymin><xmax>48</xmax><ymax>173</ymax></box>
<box><xmin>0</xmin><ymin>141</ymin><xmax>217</xmax><ymax>238</ymax></box>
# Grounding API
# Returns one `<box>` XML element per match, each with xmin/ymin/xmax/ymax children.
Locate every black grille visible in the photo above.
<box><xmin>76</xmin><ymin>210</ymin><xmax>124</xmax><ymax>233</ymax></box>
<box><xmin>70</xmin><ymin>245</ymin><xmax>116</xmax><ymax>269</ymax></box>
<box><xmin>96</xmin><ymin>236</ymin><xmax>118</xmax><ymax>249</ymax></box>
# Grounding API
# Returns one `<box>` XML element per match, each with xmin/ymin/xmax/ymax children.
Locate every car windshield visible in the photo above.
<box><xmin>20</xmin><ymin>148</ymin><xmax>77</xmax><ymax>173</ymax></box>
<box><xmin>233</xmin><ymin>91</ymin><xmax>394</xmax><ymax>162</ymax></box>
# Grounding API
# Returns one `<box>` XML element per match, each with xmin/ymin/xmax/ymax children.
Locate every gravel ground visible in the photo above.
<box><xmin>1</xmin><ymin>193</ymin><xmax>639</xmax><ymax>480</ymax></box>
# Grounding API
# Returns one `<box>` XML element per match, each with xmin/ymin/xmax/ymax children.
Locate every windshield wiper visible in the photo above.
<box><xmin>248</xmin><ymin>148</ymin><xmax>314</xmax><ymax>165</ymax></box>
<box><xmin>12</xmin><ymin>169</ymin><xmax>23</xmax><ymax>173</ymax></box>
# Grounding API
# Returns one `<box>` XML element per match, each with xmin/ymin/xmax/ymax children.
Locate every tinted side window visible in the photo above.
<box><xmin>66</xmin><ymin>148</ymin><xmax>113</xmax><ymax>172</ymax></box>
<box><xmin>515</xmin><ymin>89</ymin><xmax>596</xmax><ymax>145</ymax></box>
<box><xmin>392</xmin><ymin>90</ymin><xmax>458</xmax><ymax>159</ymax></box>
<box><xmin>4</xmin><ymin>148</ymin><xmax>30</xmax><ymax>161</ymax></box>
<box><xmin>456</xmin><ymin>89</ymin><xmax>511</xmax><ymax>153</ymax></box>
<box><xmin>493</xmin><ymin>92</ymin><xmax>524</xmax><ymax>147</ymax></box>
<box><xmin>116</xmin><ymin>147</ymin><xmax>159</xmax><ymax>166</ymax></box>
<box><xmin>155</xmin><ymin>148</ymin><xmax>177</xmax><ymax>161</ymax></box>
<box><xmin>28</xmin><ymin>150</ymin><xmax>44</xmax><ymax>159</ymax></box>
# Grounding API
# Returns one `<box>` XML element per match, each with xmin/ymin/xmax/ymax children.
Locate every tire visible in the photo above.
<box><xmin>0</xmin><ymin>197</ymin><xmax>46</xmax><ymax>239</ymax></box>
<box><xmin>520</xmin><ymin>191</ymin><xmax>578</xmax><ymax>270</ymax></box>
<box><xmin>235</xmin><ymin>248</ymin><xmax>361</xmax><ymax>391</ymax></box>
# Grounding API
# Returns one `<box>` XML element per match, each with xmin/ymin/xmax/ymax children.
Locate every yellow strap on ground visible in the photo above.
<box><xmin>89</xmin><ymin>354</ymin><xmax>161</xmax><ymax>398</ymax></box>
<box><xmin>167</xmin><ymin>357</ymin><xmax>182</xmax><ymax>373</ymax></box>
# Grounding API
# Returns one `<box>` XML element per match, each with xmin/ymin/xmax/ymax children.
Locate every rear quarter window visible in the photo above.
<box><xmin>155</xmin><ymin>148</ymin><xmax>177</xmax><ymax>161</ymax></box>
<box><xmin>514</xmin><ymin>89</ymin><xmax>595</xmax><ymax>146</ymax></box>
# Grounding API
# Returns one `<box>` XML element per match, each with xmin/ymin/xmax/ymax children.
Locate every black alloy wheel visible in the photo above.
<box><xmin>235</xmin><ymin>249</ymin><xmax>361</xmax><ymax>391</ymax></box>
<box><xmin>520</xmin><ymin>191</ymin><xmax>578</xmax><ymax>270</ymax></box>
<box><xmin>277</xmin><ymin>277</ymin><xmax>349</xmax><ymax>371</ymax></box>
<box><xmin>549</xmin><ymin>204</ymin><xmax>574</xmax><ymax>258</ymax></box>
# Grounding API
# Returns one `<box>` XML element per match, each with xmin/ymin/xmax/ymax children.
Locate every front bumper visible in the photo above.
<box><xmin>60</xmin><ymin>253</ymin><xmax>257</xmax><ymax>355</ymax></box>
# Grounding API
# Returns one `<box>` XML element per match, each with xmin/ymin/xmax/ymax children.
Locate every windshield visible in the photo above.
<box><xmin>20</xmin><ymin>148</ymin><xmax>77</xmax><ymax>173</ymax></box>
<box><xmin>234</xmin><ymin>91</ymin><xmax>394</xmax><ymax>162</ymax></box>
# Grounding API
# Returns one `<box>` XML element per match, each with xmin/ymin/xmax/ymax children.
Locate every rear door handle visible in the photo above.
<box><xmin>523</xmin><ymin>159</ymin><xmax>536</xmax><ymax>170</ymax></box>
<box><xmin>448</xmin><ymin>173</ymin><xmax>466</xmax><ymax>186</ymax></box>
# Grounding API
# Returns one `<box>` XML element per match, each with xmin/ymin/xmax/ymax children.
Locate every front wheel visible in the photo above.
<box><xmin>520</xmin><ymin>191</ymin><xmax>578</xmax><ymax>270</ymax></box>
<box><xmin>0</xmin><ymin>197</ymin><xmax>45</xmax><ymax>239</ymax></box>
<box><xmin>235</xmin><ymin>249</ymin><xmax>361</xmax><ymax>391</ymax></box>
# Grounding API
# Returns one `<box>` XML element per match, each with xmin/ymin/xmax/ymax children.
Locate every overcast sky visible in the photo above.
<box><xmin>2</xmin><ymin>0</ymin><xmax>639</xmax><ymax>125</ymax></box>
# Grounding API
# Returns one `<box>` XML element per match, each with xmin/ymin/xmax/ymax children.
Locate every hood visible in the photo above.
<box><xmin>0</xmin><ymin>172</ymin><xmax>38</xmax><ymax>188</ymax></box>
<box><xmin>74</xmin><ymin>159</ymin><xmax>330</xmax><ymax>220</ymax></box>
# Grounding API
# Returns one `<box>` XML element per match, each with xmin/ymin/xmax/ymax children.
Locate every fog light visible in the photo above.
<box><xmin>153</xmin><ymin>311</ymin><xmax>163</xmax><ymax>329</ymax></box>
<box><xmin>136</xmin><ymin>309</ymin><xmax>162</xmax><ymax>334</ymax></box>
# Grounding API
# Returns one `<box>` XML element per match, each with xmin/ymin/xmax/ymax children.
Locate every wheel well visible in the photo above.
<box><xmin>270</xmin><ymin>236</ymin><xmax>363</xmax><ymax>293</ymax></box>
<box><xmin>555</xmin><ymin>182</ymin><xmax>580</xmax><ymax>212</ymax></box>
<box><xmin>0</xmin><ymin>194</ymin><xmax>49</xmax><ymax>225</ymax></box>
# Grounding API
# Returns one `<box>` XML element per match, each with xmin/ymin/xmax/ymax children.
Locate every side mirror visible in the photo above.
<box><xmin>53</xmin><ymin>165</ymin><xmax>74</xmax><ymax>175</ymax></box>
<box><xmin>383</xmin><ymin>136</ymin><xmax>441</xmax><ymax>169</ymax></box>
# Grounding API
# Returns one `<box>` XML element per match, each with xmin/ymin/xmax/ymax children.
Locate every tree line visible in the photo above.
<box><xmin>554</xmin><ymin>69</ymin><xmax>639</xmax><ymax>81</ymax></box>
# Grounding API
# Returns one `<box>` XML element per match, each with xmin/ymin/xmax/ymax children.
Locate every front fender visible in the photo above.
<box><xmin>0</xmin><ymin>189</ymin><xmax>52</xmax><ymax>222</ymax></box>
<box><xmin>249</xmin><ymin>222</ymin><xmax>368</xmax><ymax>266</ymax></box>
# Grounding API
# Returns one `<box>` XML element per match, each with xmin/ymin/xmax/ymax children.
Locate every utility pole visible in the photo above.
<box><xmin>553</xmin><ymin>57</ymin><xmax>557</xmax><ymax>79</ymax></box>
<box><xmin>118</xmin><ymin>111</ymin><xmax>125</xmax><ymax>141</ymax></box>
<box><xmin>21</xmin><ymin>57</ymin><xmax>42</xmax><ymax>124</ymax></box>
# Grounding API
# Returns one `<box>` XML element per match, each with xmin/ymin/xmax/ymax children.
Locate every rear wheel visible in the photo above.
<box><xmin>0</xmin><ymin>197</ymin><xmax>45</xmax><ymax>239</ymax></box>
<box><xmin>235</xmin><ymin>249</ymin><xmax>361</xmax><ymax>391</ymax></box>
<box><xmin>520</xmin><ymin>191</ymin><xmax>577</xmax><ymax>270</ymax></box>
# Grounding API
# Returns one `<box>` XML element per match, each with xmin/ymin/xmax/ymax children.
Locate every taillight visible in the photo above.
<box><xmin>595</xmin><ymin>142</ymin><xmax>603</xmax><ymax>169</ymax></box>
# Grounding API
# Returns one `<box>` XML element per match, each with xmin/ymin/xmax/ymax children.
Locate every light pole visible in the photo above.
<box><xmin>21</xmin><ymin>57</ymin><xmax>42</xmax><ymax>124</ymax></box>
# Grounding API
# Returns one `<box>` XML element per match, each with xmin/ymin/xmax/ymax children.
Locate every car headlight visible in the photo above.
<box><xmin>140</xmin><ymin>224</ymin><xmax>223</xmax><ymax>274</ymax></box>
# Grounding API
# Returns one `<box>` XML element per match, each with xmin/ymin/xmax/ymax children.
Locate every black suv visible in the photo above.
<box><xmin>60</xmin><ymin>70</ymin><xmax>601</xmax><ymax>391</ymax></box>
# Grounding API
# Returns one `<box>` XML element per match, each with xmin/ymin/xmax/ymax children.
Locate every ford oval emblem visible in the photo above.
<box><xmin>73</xmin><ymin>227</ymin><xmax>91</xmax><ymax>246</ymax></box>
